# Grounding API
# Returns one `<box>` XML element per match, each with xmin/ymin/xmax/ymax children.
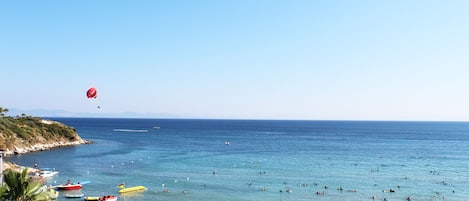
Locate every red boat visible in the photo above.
<box><xmin>55</xmin><ymin>184</ymin><xmax>82</xmax><ymax>190</ymax></box>
<box><xmin>99</xmin><ymin>195</ymin><xmax>118</xmax><ymax>201</ymax></box>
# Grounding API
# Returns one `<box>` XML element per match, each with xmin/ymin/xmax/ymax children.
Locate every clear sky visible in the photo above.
<box><xmin>1</xmin><ymin>0</ymin><xmax>469</xmax><ymax>120</ymax></box>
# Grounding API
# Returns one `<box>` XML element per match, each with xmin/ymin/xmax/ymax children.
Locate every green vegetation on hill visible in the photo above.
<box><xmin>0</xmin><ymin>106</ymin><xmax>82</xmax><ymax>152</ymax></box>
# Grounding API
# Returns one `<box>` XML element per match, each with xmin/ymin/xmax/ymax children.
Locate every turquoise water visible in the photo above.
<box><xmin>6</xmin><ymin>119</ymin><xmax>469</xmax><ymax>201</ymax></box>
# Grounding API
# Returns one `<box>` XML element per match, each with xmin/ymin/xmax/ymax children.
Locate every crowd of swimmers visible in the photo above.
<box><xmin>149</xmin><ymin>170</ymin><xmax>456</xmax><ymax>200</ymax></box>
<box><xmin>252</xmin><ymin>179</ymin><xmax>419</xmax><ymax>200</ymax></box>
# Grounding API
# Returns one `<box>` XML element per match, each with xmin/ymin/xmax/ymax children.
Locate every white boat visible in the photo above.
<box><xmin>65</xmin><ymin>193</ymin><xmax>84</xmax><ymax>198</ymax></box>
<box><xmin>40</xmin><ymin>170</ymin><xmax>58</xmax><ymax>178</ymax></box>
<box><xmin>36</xmin><ymin>168</ymin><xmax>59</xmax><ymax>178</ymax></box>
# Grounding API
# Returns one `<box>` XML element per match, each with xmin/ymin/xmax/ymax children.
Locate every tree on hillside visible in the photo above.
<box><xmin>0</xmin><ymin>107</ymin><xmax>9</xmax><ymax>117</ymax></box>
<box><xmin>0</xmin><ymin>168</ymin><xmax>49</xmax><ymax>201</ymax></box>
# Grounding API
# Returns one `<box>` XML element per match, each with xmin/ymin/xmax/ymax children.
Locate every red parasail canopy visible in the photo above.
<box><xmin>86</xmin><ymin>87</ymin><xmax>97</xmax><ymax>99</ymax></box>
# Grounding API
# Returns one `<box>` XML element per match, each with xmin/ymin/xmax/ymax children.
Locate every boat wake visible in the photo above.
<box><xmin>113</xmin><ymin>129</ymin><xmax>148</xmax><ymax>133</ymax></box>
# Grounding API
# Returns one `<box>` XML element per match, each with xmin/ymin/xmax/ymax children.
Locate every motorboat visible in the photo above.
<box><xmin>55</xmin><ymin>183</ymin><xmax>82</xmax><ymax>190</ymax></box>
<box><xmin>35</xmin><ymin>168</ymin><xmax>59</xmax><ymax>178</ymax></box>
<box><xmin>39</xmin><ymin>170</ymin><xmax>59</xmax><ymax>178</ymax></box>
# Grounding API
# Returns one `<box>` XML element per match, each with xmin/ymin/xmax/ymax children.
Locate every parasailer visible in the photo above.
<box><xmin>86</xmin><ymin>87</ymin><xmax>101</xmax><ymax>109</ymax></box>
<box><xmin>86</xmin><ymin>87</ymin><xmax>97</xmax><ymax>99</ymax></box>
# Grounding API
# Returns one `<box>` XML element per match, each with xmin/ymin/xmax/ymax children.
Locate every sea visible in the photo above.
<box><xmin>5</xmin><ymin>118</ymin><xmax>469</xmax><ymax>201</ymax></box>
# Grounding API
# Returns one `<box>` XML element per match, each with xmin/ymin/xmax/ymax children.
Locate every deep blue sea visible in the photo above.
<box><xmin>5</xmin><ymin>118</ymin><xmax>469</xmax><ymax>201</ymax></box>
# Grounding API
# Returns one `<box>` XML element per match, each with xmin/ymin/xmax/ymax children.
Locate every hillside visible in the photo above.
<box><xmin>0</xmin><ymin>113</ymin><xmax>87</xmax><ymax>155</ymax></box>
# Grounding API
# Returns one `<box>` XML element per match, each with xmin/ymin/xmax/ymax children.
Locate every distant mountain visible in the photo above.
<box><xmin>8</xmin><ymin>108</ymin><xmax>180</xmax><ymax>119</ymax></box>
<box><xmin>8</xmin><ymin>108</ymin><xmax>72</xmax><ymax>117</ymax></box>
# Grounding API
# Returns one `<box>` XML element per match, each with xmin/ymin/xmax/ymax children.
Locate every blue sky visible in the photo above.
<box><xmin>1</xmin><ymin>0</ymin><xmax>469</xmax><ymax>120</ymax></box>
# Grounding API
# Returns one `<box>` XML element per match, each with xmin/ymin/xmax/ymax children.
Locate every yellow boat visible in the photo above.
<box><xmin>119</xmin><ymin>185</ymin><xmax>147</xmax><ymax>194</ymax></box>
<box><xmin>84</xmin><ymin>196</ymin><xmax>100</xmax><ymax>201</ymax></box>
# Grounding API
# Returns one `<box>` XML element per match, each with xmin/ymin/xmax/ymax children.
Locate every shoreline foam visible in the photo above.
<box><xmin>3</xmin><ymin>139</ymin><xmax>91</xmax><ymax>155</ymax></box>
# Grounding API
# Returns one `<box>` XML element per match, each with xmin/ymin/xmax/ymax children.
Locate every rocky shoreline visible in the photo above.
<box><xmin>2</xmin><ymin>161</ymin><xmax>38</xmax><ymax>173</ymax></box>
<box><xmin>3</xmin><ymin>139</ymin><xmax>91</xmax><ymax>155</ymax></box>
